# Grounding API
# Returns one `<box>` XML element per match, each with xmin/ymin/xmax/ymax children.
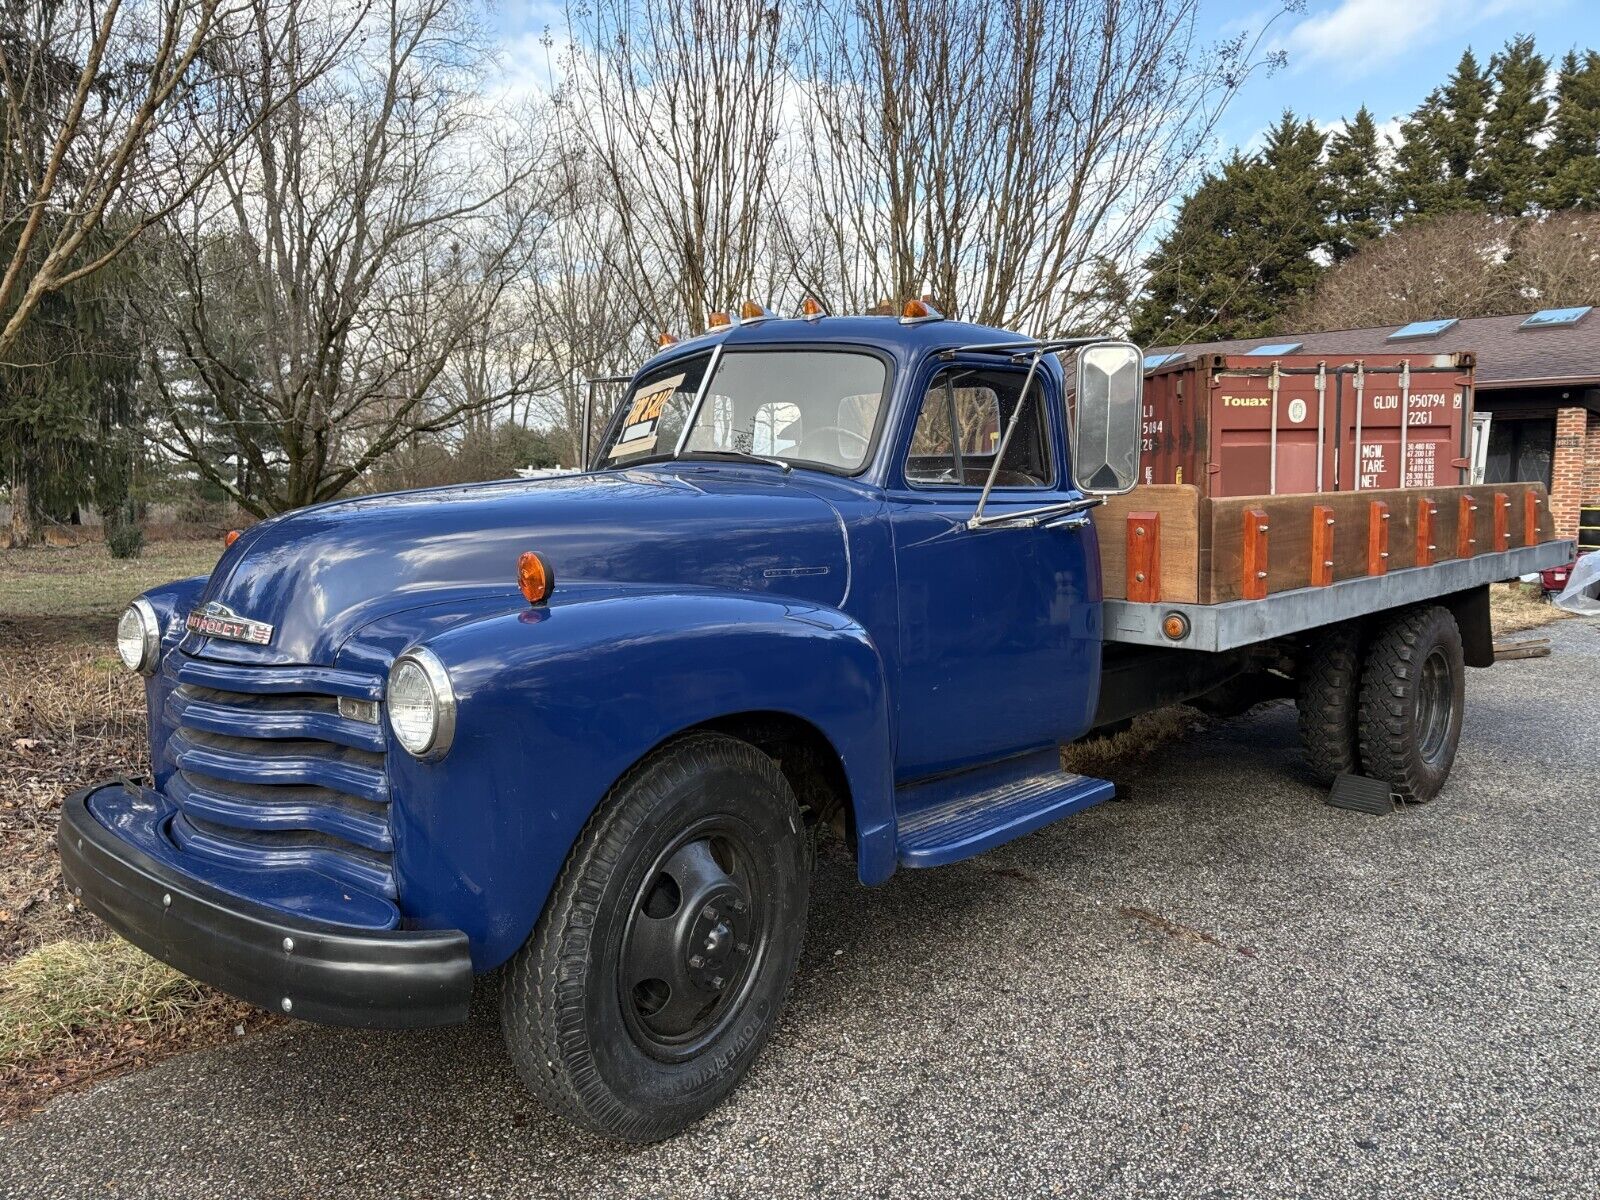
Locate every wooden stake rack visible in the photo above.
<box><xmin>1093</xmin><ymin>482</ymin><xmax>1558</xmax><ymax>606</ymax></box>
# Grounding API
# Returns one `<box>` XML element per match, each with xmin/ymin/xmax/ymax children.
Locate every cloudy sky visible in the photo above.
<box><xmin>1211</xmin><ymin>0</ymin><xmax>1600</xmax><ymax>150</ymax></box>
<box><xmin>492</xmin><ymin>0</ymin><xmax>1600</xmax><ymax>160</ymax></box>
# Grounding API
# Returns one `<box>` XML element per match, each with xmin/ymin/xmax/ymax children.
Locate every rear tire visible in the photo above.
<box><xmin>1297</xmin><ymin>623</ymin><xmax>1364</xmax><ymax>785</ymax></box>
<box><xmin>500</xmin><ymin>732</ymin><xmax>810</xmax><ymax>1142</ymax></box>
<box><xmin>1357</xmin><ymin>606</ymin><xmax>1465</xmax><ymax>803</ymax></box>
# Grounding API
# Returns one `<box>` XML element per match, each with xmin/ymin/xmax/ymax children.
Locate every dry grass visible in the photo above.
<box><xmin>1489</xmin><ymin>581</ymin><xmax>1571</xmax><ymax>634</ymax></box>
<box><xmin>1</xmin><ymin>939</ymin><xmax>225</xmax><ymax>1065</ymax></box>
<box><xmin>1064</xmin><ymin>706</ymin><xmax>1208</xmax><ymax>779</ymax></box>
<box><xmin>0</xmin><ymin>539</ymin><xmax>260</xmax><ymax>1122</ymax></box>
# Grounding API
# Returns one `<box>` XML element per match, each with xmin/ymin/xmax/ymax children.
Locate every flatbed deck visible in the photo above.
<box><xmin>1103</xmin><ymin>540</ymin><xmax>1572</xmax><ymax>652</ymax></box>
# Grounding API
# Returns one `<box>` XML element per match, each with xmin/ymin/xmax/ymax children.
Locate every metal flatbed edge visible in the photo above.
<box><xmin>1103</xmin><ymin>541</ymin><xmax>1576</xmax><ymax>653</ymax></box>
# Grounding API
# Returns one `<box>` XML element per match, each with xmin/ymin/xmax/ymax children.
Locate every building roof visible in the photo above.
<box><xmin>1151</xmin><ymin>308</ymin><xmax>1600</xmax><ymax>391</ymax></box>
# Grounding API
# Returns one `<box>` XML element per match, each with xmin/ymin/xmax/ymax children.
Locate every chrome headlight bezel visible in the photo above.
<box><xmin>116</xmin><ymin>598</ymin><xmax>161</xmax><ymax>676</ymax></box>
<box><xmin>386</xmin><ymin>647</ymin><xmax>456</xmax><ymax>760</ymax></box>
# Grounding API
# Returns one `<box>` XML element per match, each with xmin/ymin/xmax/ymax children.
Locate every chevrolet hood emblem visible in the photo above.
<box><xmin>185</xmin><ymin>600</ymin><xmax>275</xmax><ymax>646</ymax></box>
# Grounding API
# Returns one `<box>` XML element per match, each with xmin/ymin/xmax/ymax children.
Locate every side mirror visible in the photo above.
<box><xmin>1072</xmin><ymin>342</ymin><xmax>1143</xmax><ymax>494</ymax></box>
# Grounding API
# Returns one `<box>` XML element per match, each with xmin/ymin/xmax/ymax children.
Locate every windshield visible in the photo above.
<box><xmin>600</xmin><ymin>349</ymin><xmax>887</xmax><ymax>472</ymax></box>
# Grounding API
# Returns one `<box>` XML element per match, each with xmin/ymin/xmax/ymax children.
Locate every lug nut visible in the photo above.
<box><xmin>689</xmin><ymin>955</ymin><xmax>704</xmax><ymax>969</ymax></box>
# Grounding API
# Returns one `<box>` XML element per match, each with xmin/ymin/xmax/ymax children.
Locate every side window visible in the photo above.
<box><xmin>905</xmin><ymin>368</ymin><xmax>1054</xmax><ymax>488</ymax></box>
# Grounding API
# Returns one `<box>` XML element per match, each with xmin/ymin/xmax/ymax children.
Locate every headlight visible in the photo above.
<box><xmin>386</xmin><ymin>648</ymin><xmax>456</xmax><ymax>760</ymax></box>
<box><xmin>116</xmin><ymin>599</ymin><xmax>160</xmax><ymax>675</ymax></box>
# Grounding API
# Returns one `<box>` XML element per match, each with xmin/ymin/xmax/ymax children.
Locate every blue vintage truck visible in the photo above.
<box><xmin>61</xmin><ymin>304</ymin><xmax>1569</xmax><ymax>1141</ymax></box>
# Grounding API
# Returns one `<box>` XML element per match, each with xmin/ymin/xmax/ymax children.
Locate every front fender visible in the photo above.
<box><xmin>377</xmin><ymin>590</ymin><xmax>895</xmax><ymax>970</ymax></box>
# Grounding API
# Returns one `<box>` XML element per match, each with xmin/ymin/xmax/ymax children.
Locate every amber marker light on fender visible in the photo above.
<box><xmin>225</xmin><ymin>529</ymin><xmax>241</xmax><ymax>547</ymax></box>
<box><xmin>518</xmin><ymin>551</ymin><xmax>554</xmax><ymax>604</ymax></box>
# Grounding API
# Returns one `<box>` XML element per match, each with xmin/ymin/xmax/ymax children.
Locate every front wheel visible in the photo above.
<box><xmin>501</xmin><ymin>732</ymin><xmax>810</xmax><ymax>1142</ymax></box>
<box><xmin>1358</xmin><ymin>605</ymin><xmax>1466</xmax><ymax>803</ymax></box>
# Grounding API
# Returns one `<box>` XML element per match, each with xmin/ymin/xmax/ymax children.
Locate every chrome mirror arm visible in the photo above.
<box><xmin>969</xmin><ymin>349</ymin><xmax>1047</xmax><ymax>528</ymax></box>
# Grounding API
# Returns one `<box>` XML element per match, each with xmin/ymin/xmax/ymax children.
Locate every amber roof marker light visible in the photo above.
<box><xmin>800</xmin><ymin>296</ymin><xmax>829</xmax><ymax>319</ymax></box>
<box><xmin>738</xmin><ymin>300</ymin><xmax>774</xmax><ymax>323</ymax></box>
<box><xmin>707</xmin><ymin>310</ymin><xmax>734</xmax><ymax>330</ymax></box>
<box><xmin>657</xmin><ymin>331</ymin><xmax>679</xmax><ymax>347</ymax></box>
<box><xmin>518</xmin><ymin>551</ymin><xmax>555</xmax><ymax>605</ymax></box>
<box><xmin>900</xmin><ymin>297</ymin><xmax>945</xmax><ymax>325</ymax></box>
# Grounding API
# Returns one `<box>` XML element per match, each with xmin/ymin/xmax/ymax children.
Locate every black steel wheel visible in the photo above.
<box><xmin>501</xmin><ymin>732</ymin><xmax>810</xmax><ymax>1142</ymax></box>
<box><xmin>1357</xmin><ymin>605</ymin><xmax>1466</xmax><ymax>803</ymax></box>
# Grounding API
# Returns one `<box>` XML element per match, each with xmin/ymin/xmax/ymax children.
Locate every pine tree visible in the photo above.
<box><xmin>1327</xmin><ymin>107</ymin><xmax>1388</xmax><ymax>260</ymax></box>
<box><xmin>1441</xmin><ymin>50</ymin><xmax>1492</xmax><ymax>184</ymax></box>
<box><xmin>1473</xmin><ymin>36</ymin><xmax>1551</xmax><ymax>214</ymax></box>
<box><xmin>1391</xmin><ymin>92</ymin><xmax>1457</xmax><ymax>217</ymax></box>
<box><xmin>1542</xmin><ymin>50</ymin><xmax>1600</xmax><ymax>210</ymax></box>
<box><xmin>1131</xmin><ymin>112</ymin><xmax>1331</xmax><ymax>345</ymax></box>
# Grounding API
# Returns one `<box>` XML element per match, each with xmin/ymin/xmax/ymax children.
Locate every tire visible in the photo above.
<box><xmin>501</xmin><ymin>732</ymin><xmax>810</xmax><ymax>1142</ymax></box>
<box><xmin>1297</xmin><ymin>623</ymin><xmax>1364</xmax><ymax>785</ymax></box>
<box><xmin>1357</xmin><ymin>606</ymin><xmax>1466</xmax><ymax>803</ymax></box>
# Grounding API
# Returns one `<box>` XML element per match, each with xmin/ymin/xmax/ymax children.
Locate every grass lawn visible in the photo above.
<box><xmin>0</xmin><ymin>539</ymin><xmax>264</xmax><ymax>1122</ymax></box>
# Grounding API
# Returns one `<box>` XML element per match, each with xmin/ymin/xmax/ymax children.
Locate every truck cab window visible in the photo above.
<box><xmin>603</xmin><ymin>350</ymin><xmax>886</xmax><ymax>472</ymax></box>
<box><xmin>906</xmin><ymin>367</ymin><xmax>1053</xmax><ymax>487</ymax></box>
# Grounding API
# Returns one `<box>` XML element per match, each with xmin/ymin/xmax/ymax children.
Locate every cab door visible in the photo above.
<box><xmin>886</xmin><ymin>360</ymin><xmax>1101</xmax><ymax>781</ymax></box>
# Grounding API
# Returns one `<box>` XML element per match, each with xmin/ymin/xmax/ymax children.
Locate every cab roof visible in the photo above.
<box><xmin>639</xmin><ymin>314</ymin><xmax>1040</xmax><ymax>376</ymax></box>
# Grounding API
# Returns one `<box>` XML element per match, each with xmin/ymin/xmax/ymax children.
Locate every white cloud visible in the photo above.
<box><xmin>1278</xmin><ymin>0</ymin><xmax>1545</xmax><ymax>75</ymax></box>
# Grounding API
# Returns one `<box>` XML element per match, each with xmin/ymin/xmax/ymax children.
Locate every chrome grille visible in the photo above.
<box><xmin>160</xmin><ymin>655</ymin><xmax>395</xmax><ymax>901</ymax></box>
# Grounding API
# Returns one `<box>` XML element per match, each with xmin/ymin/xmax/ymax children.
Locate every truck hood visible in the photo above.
<box><xmin>185</xmin><ymin>467</ymin><xmax>853</xmax><ymax>667</ymax></box>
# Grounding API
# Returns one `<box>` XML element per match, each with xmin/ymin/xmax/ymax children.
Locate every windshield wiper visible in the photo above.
<box><xmin>685</xmin><ymin>449</ymin><xmax>793</xmax><ymax>473</ymax></box>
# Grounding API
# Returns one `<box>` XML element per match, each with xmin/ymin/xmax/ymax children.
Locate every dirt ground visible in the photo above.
<box><xmin>0</xmin><ymin>541</ymin><xmax>268</xmax><ymax>1121</ymax></box>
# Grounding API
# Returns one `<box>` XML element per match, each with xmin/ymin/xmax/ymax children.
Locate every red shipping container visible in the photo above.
<box><xmin>1139</xmin><ymin>352</ymin><xmax>1474</xmax><ymax>498</ymax></box>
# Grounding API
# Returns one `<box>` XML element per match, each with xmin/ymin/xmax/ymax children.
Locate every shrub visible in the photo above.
<box><xmin>104</xmin><ymin>520</ymin><xmax>145</xmax><ymax>559</ymax></box>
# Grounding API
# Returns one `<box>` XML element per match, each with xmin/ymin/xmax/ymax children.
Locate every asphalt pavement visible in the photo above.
<box><xmin>2</xmin><ymin>618</ymin><xmax>1596</xmax><ymax>1199</ymax></box>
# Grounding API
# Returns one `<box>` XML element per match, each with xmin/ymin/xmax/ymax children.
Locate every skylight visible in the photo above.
<box><xmin>1245</xmin><ymin>342</ymin><xmax>1302</xmax><ymax>356</ymax></box>
<box><xmin>1142</xmin><ymin>352</ymin><xmax>1183</xmax><ymax>370</ymax></box>
<box><xmin>1520</xmin><ymin>306</ymin><xmax>1592</xmax><ymax>329</ymax></box>
<box><xmin>1388</xmin><ymin>318</ymin><xmax>1459</xmax><ymax>341</ymax></box>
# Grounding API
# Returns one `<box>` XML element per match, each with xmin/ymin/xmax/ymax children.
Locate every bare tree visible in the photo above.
<box><xmin>139</xmin><ymin>0</ymin><xmax>551</xmax><ymax>516</ymax></box>
<box><xmin>0</xmin><ymin>0</ymin><xmax>353</xmax><ymax>360</ymax></box>
<box><xmin>556</xmin><ymin>0</ymin><xmax>791</xmax><ymax>334</ymax></box>
<box><xmin>1294</xmin><ymin>212</ymin><xmax>1528</xmax><ymax>331</ymax></box>
<box><xmin>791</xmin><ymin>0</ymin><xmax>1289</xmax><ymax>334</ymax></box>
<box><xmin>1507</xmin><ymin>212</ymin><xmax>1600</xmax><ymax>308</ymax></box>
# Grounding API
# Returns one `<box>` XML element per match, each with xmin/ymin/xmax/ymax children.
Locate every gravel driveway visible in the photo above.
<box><xmin>2</xmin><ymin>618</ymin><xmax>1596</xmax><ymax>1199</ymax></box>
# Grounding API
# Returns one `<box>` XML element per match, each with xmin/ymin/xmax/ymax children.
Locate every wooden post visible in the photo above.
<box><xmin>1494</xmin><ymin>492</ymin><xmax>1510</xmax><ymax>551</ymax></box>
<box><xmin>1524</xmin><ymin>491</ymin><xmax>1540</xmax><ymax>546</ymax></box>
<box><xmin>1126</xmin><ymin>512</ymin><xmax>1160</xmax><ymax>603</ymax></box>
<box><xmin>1310</xmin><ymin>505</ymin><xmax>1334</xmax><ymax>587</ymax></box>
<box><xmin>1367</xmin><ymin>500</ymin><xmax>1390</xmax><ymax>576</ymax></box>
<box><xmin>1416</xmin><ymin>497</ymin><xmax>1437</xmax><ymax>567</ymax></box>
<box><xmin>1243</xmin><ymin>508</ymin><xmax>1269</xmax><ymax>600</ymax></box>
<box><xmin>1457</xmin><ymin>495</ymin><xmax>1478</xmax><ymax>558</ymax></box>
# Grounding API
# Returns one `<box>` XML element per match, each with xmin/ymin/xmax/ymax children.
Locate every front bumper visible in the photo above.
<box><xmin>59</xmin><ymin>783</ymin><xmax>472</xmax><ymax>1028</ymax></box>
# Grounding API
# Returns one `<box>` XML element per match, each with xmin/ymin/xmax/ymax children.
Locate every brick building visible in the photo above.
<box><xmin>1153</xmin><ymin>307</ymin><xmax>1600</xmax><ymax>547</ymax></box>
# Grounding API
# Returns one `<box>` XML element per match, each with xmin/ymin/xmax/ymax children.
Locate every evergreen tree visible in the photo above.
<box><xmin>1473</xmin><ymin>36</ymin><xmax>1551</xmax><ymax>214</ymax></box>
<box><xmin>1327</xmin><ymin>106</ymin><xmax>1388</xmax><ymax>260</ymax></box>
<box><xmin>1441</xmin><ymin>50</ymin><xmax>1492</xmax><ymax>184</ymax></box>
<box><xmin>1390</xmin><ymin>92</ymin><xmax>1457</xmax><ymax>217</ymax></box>
<box><xmin>1391</xmin><ymin>51</ymin><xmax>1492</xmax><ymax>217</ymax></box>
<box><xmin>1542</xmin><ymin>50</ymin><xmax>1600</xmax><ymax>210</ymax></box>
<box><xmin>1131</xmin><ymin>113</ymin><xmax>1330</xmax><ymax>345</ymax></box>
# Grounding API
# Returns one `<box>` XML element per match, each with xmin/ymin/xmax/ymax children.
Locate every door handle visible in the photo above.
<box><xmin>1044</xmin><ymin>513</ymin><xmax>1092</xmax><ymax>530</ymax></box>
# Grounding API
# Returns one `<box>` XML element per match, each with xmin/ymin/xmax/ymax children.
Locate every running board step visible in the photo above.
<box><xmin>894</xmin><ymin>761</ymin><xmax>1115</xmax><ymax>869</ymax></box>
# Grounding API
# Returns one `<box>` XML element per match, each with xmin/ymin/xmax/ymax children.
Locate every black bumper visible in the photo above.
<box><xmin>58</xmin><ymin>784</ymin><xmax>473</xmax><ymax>1028</ymax></box>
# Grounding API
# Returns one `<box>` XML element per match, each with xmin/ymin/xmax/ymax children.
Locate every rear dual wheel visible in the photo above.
<box><xmin>1298</xmin><ymin>605</ymin><xmax>1466</xmax><ymax>803</ymax></box>
<box><xmin>501</xmin><ymin>732</ymin><xmax>809</xmax><ymax>1143</ymax></box>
